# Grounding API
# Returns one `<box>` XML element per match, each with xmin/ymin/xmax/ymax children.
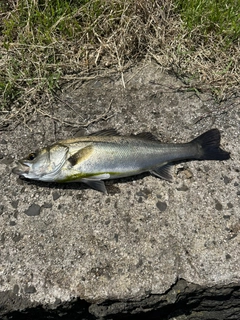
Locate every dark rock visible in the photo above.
<box><xmin>12</xmin><ymin>232</ymin><xmax>23</xmax><ymax>242</ymax></box>
<box><xmin>136</xmin><ymin>188</ymin><xmax>151</xmax><ymax>199</ymax></box>
<box><xmin>52</xmin><ymin>191</ymin><xmax>61</xmax><ymax>201</ymax></box>
<box><xmin>11</xmin><ymin>201</ymin><xmax>19</xmax><ymax>209</ymax></box>
<box><xmin>24</xmin><ymin>285</ymin><xmax>37</xmax><ymax>294</ymax></box>
<box><xmin>223</xmin><ymin>215</ymin><xmax>231</xmax><ymax>220</ymax></box>
<box><xmin>25</xmin><ymin>204</ymin><xmax>41</xmax><ymax>216</ymax></box>
<box><xmin>223</xmin><ymin>175</ymin><xmax>231</xmax><ymax>184</ymax></box>
<box><xmin>176</xmin><ymin>184</ymin><xmax>189</xmax><ymax>191</ymax></box>
<box><xmin>215</xmin><ymin>200</ymin><xmax>223</xmax><ymax>211</ymax></box>
<box><xmin>13</xmin><ymin>285</ymin><xmax>19</xmax><ymax>295</ymax></box>
<box><xmin>227</xmin><ymin>202</ymin><xmax>233</xmax><ymax>209</ymax></box>
<box><xmin>42</xmin><ymin>202</ymin><xmax>52</xmax><ymax>209</ymax></box>
<box><xmin>156</xmin><ymin>201</ymin><xmax>167</xmax><ymax>212</ymax></box>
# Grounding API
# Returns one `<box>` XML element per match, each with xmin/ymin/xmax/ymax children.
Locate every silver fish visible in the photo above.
<box><xmin>12</xmin><ymin>128</ymin><xmax>230</xmax><ymax>193</ymax></box>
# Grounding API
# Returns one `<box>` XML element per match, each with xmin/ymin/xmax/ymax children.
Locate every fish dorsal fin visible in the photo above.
<box><xmin>150</xmin><ymin>164</ymin><xmax>173</xmax><ymax>181</ymax></box>
<box><xmin>68</xmin><ymin>145</ymin><xmax>93</xmax><ymax>166</ymax></box>
<box><xmin>134</xmin><ymin>132</ymin><xmax>159</xmax><ymax>141</ymax></box>
<box><xmin>88</xmin><ymin>129</ymin><xmax>120</xmax><ymax>137</ymax></box>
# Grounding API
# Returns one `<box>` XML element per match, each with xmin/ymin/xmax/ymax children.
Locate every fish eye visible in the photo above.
<box><xmin>27</xmin><ymin>153</ymin><xmax>37</xmax><ymax>161</ymax></box>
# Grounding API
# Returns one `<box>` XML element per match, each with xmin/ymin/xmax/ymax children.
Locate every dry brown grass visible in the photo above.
<box><xmin>0</xmin><ymin>0</ymin><xmax>239</xmax><ymax>126</ymax></box>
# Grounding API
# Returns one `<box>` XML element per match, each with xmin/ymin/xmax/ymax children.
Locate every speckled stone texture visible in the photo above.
<box><xmin>0</xmin><ymin>61</ymin><xmax>239</xmax><ymax>319</ymax></box>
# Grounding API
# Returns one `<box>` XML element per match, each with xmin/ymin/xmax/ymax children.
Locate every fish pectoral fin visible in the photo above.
<box><xmin>68</xmin><ymin>145</ymin><xmax>93</xmax><ymax>166</ymax></box>
<box><xmin>81</xmin><ymin>178</ymin><xmax>107</xmax><ymax>194</ymax></box>
<box><xmin>150</xmin><ymin>164</ymin><xmax>173</xmax><ymax>181</ymax></box>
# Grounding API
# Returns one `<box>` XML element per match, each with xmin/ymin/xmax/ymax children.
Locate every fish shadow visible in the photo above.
<box><xmin>18</xmin><ymin>172</ymin><xmax>154</xmax><ymax>195</ymax></box>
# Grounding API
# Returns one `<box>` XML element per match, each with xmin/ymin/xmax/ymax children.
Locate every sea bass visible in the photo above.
<box><xmin>12</xmin><ymin>128</ymin><xmax>230</xmax><ymax>193</ymax></box>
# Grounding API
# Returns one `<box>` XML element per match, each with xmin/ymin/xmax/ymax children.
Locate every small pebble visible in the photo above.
<box><xmin>156</xmin><ymin>201</ymin><xmax>167</xmax><ymax>212</ymax></box>
<box><xmin>52</xmin><ymin>191</ymin><xmax>61</xmax><ymax>201</ymax></box>
<box><xmin>25</xmin><ymin>204</ymin><xmax>41</xmax><ymax>216</ymax></box>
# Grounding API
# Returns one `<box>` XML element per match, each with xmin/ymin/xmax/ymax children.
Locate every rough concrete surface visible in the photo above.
<box><xmin>0</xmin><ymin>61</ymin><xmax>240</xmax><ymax>319</ymax></box>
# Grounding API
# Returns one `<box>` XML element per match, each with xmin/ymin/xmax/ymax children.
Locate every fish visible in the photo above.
<box><xmin>12</xmin><ymin>128</ymin><xmax>230</xmax><ymax>193</ymax></box>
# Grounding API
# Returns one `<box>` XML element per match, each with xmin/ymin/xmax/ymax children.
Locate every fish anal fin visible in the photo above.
<box><xmin>81</xmin><ymin>178</ymin><xmax>107</xmax><ymax>194</ymax></box>
<box><xmin>68</xmin><ymin>145</ymin><xmax>93</xmax><ymax>166</ymax></box>
<box><xmin>88</xmin><ymin>128</ymin><xmax>120</xmax><ymax>137</ymax></box>
<box><xmin>150</xmin><ymin>164</ymin><xmax>173</xmax><ymax>181</ymax></box>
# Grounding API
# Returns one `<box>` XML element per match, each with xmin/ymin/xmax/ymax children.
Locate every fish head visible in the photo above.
<box><xmin>12</xmin><ymin>144</ymin><xmax>69</xmax><ymax>181</ymax></box>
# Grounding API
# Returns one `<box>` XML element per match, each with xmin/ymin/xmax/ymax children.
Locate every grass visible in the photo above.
<box><xmin>0</xmin><ymin>0</ymin><xmax>239</xmax><ymax>115</ymax></box>
<box><xmin>176</xmin><ymin>0</ymin><xmax>240</xmax><ymax>45</ymax></box>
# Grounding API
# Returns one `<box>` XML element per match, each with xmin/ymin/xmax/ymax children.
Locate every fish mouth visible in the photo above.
<box><xmin>12</xmin><ymin>161</ymin><xmax>30</xmax><ymax>176</ymax></box>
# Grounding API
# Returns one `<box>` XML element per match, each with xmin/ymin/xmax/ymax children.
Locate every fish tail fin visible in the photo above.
<box><xmin>191</xmin><ymin>129</ymin><xmax>230</xmax><ymax>160</ymax></box>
